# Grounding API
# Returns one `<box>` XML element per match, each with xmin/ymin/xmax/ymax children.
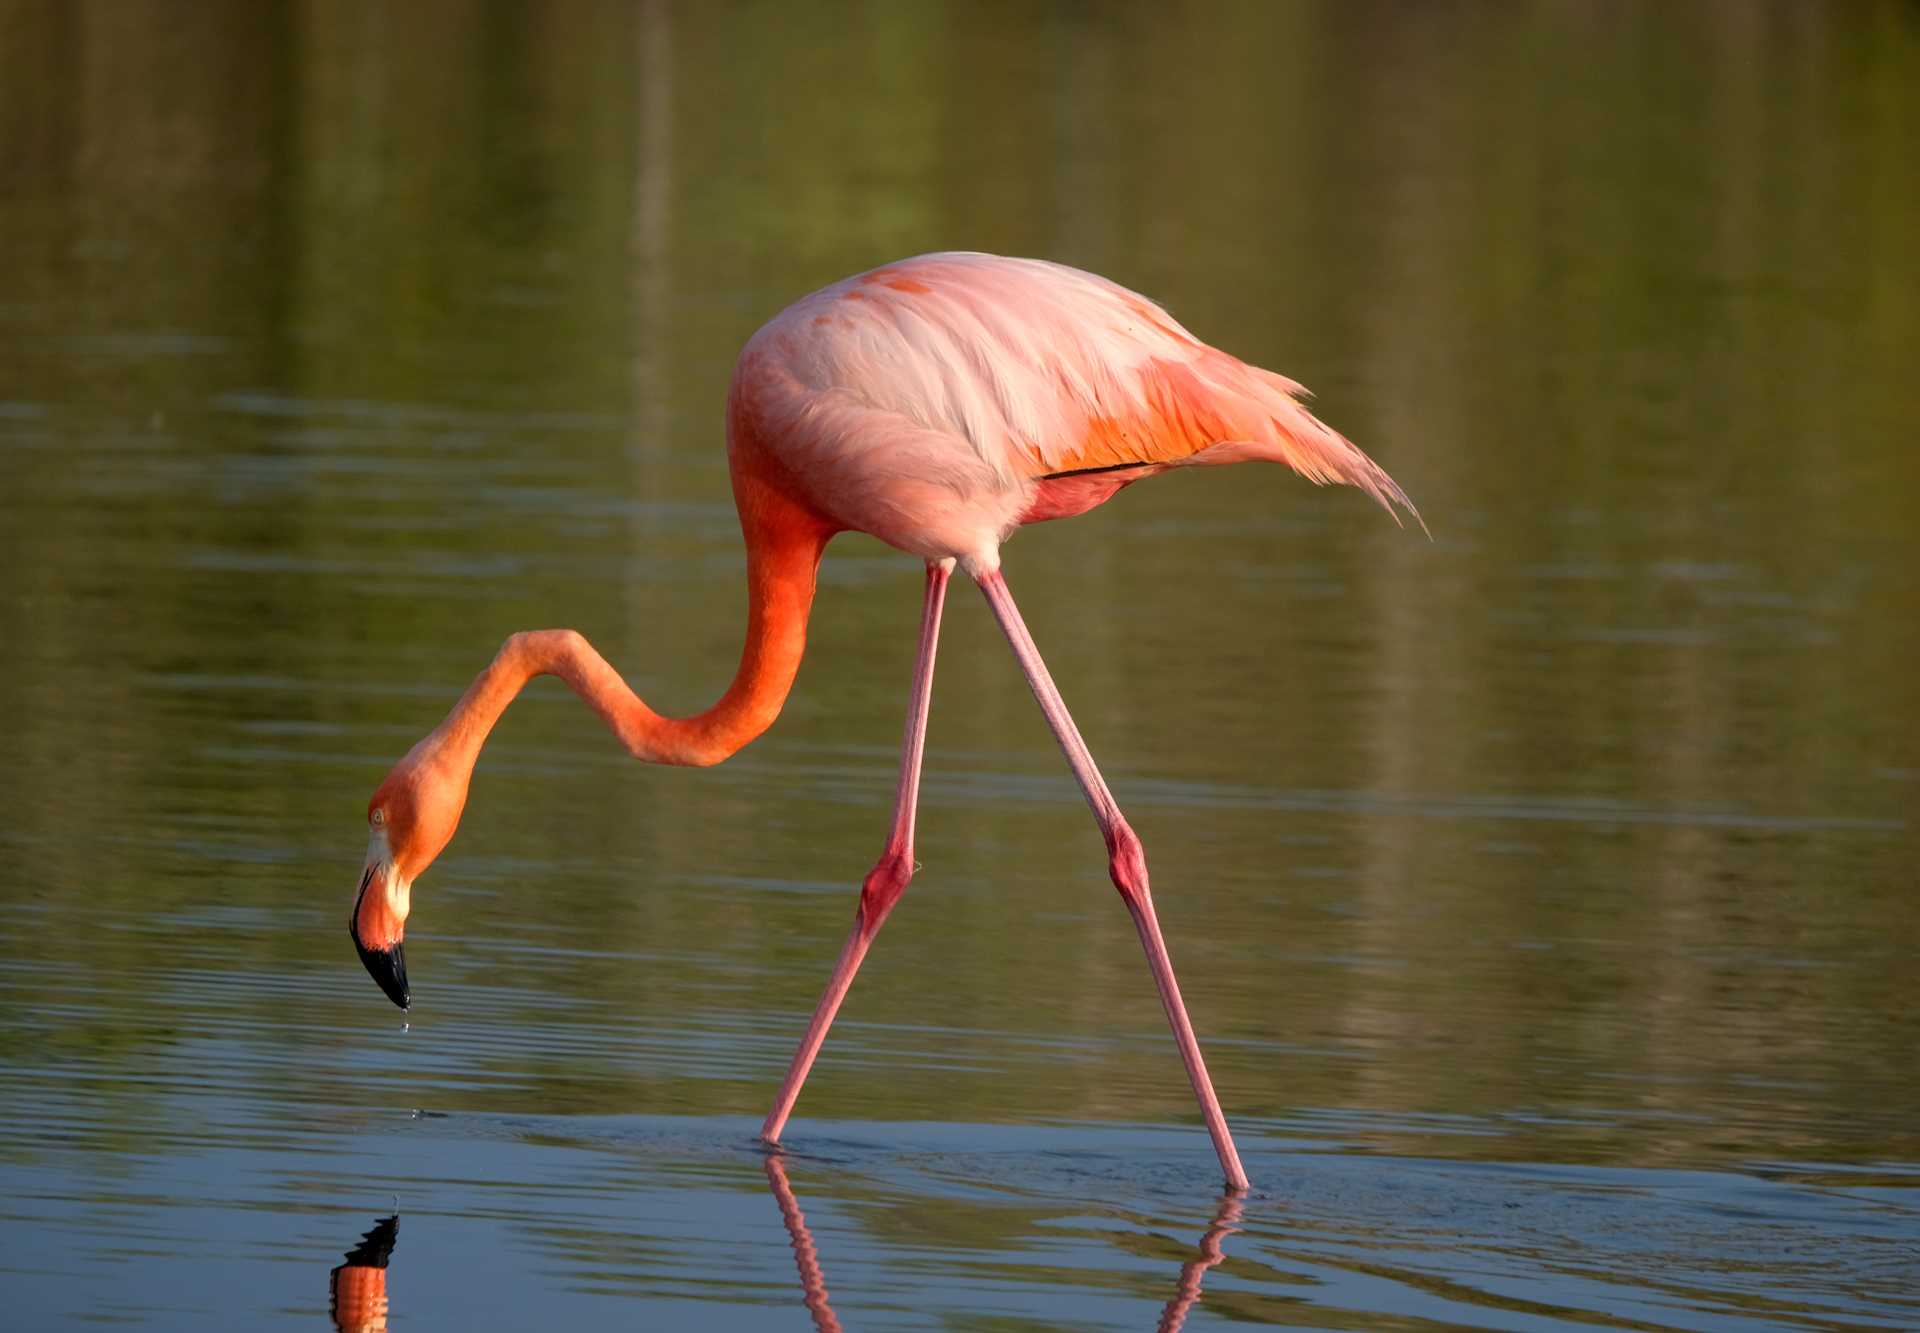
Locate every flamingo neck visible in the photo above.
<box><xmin>420</xmin><ymin>488</ymin><xmax>831</xmax><ymax>779</ymax></box>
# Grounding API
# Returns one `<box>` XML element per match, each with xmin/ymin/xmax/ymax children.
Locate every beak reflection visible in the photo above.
<box><xmin>328</xmin><ymin>1214</ymin><xmax>398</xmax><ymax>1333</ymax></box>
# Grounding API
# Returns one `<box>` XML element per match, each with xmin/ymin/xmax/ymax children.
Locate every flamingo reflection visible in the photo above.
<box><xmin>764</xmin><ymin>1155</ymin><xmax>1242</xmax><ymax>1330</ymax></box>
<box><xmin>327</xmin><ymin>1214</ymin><xmax>398</xmax><ymax>1333</ymax></box>
<box><xmin>1157</xmin><ymin>1192</ymin><xmax>1243</xmax><ymax>1332</ymax></box>
<box><xmin>766</xmin><ymin>1156</ymin><xmax>844</xmax><ymax>1332</ymax></box>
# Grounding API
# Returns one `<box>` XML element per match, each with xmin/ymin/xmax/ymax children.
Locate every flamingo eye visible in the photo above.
<box><xmin>370</xmin><ymin>808</ymin><xmax>386</xmax><ymax>827</ymax></box>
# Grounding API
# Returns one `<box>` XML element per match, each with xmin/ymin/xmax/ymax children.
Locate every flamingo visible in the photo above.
<box><xmin>347</xmin><ymin>252</ymin><xmax>1418</xmax><ymax>1192</ymax></box>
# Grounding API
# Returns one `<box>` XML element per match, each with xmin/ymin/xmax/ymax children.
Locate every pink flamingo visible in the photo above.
<box><xmin>348</xmin><ymin>252</ymin><xmax>1417</xmax><ymax>1192</ymax></box>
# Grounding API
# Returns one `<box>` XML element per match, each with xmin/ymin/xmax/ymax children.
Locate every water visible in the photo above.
<box><xmin>2</xmin><ymin>2</ymin><xmax>1917</xmax><ymax>1328</ymax></box>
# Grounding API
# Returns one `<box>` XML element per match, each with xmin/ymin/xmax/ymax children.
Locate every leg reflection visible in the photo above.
<box><xmin>765</xmin><ymin>1155</ymin><xmax>843</xmax><ymax>1333</ymax></box>
<box><xmin>328</xmin><ymin>1213</ymin><xmax>399</xmax><ymax>1333</ymax></box>
<box><xmin>1157</xmin><ymin>1194</ymin><xmax>1244</xmax><ymax>1332</ymax></box>
<box><xmin>762</xmin><ymin>1158</ymin><xmax>1244</xmax><ymax>1331</ymax></box>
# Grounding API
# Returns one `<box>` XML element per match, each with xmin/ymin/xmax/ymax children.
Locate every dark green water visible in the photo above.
<box><xmin>2</xmin><ymin>3</ymin><xmax>1917</xmax><ymax>1328</ymax></box>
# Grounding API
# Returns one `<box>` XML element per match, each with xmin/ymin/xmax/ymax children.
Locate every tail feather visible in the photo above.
<box><xmin>1185</xmin><ymin>357</ymin><xmax>1427</xmax><ymax>536</ymax></box>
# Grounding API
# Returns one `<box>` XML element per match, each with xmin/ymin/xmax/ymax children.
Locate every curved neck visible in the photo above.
<box><xmin>679</xmin><ymin>488</ymin><xmax>833</xmax><ymax>761</ymax></box>
<box><xmin>422</xmin><ymin>488</ymin><xmax>831</xmax><ymax>777</ymax></box>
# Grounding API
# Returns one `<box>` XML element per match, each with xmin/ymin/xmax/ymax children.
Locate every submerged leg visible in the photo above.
<box><xmin>760</xmin><ymin>560</ymin><xmax>951</xmax><ymax>1144</ymax></box>
<box><xmin>975</xmin><ymin>567</ymin><xmax>1251</xmax><ymax>1192</ymax></box>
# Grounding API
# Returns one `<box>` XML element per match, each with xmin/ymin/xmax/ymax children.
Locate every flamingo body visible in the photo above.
<box><xmin>732</xmin><ymin>252</ymin><xmax>1415</xmax><ymax>566</ymax></box>
<box><xmin>348</xmin><ymin>252</ymin><xmax>1419</xmax><ymax>1192</ymax></box>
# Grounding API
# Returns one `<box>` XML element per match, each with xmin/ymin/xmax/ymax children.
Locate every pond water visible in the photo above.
<box><xmin>2</xmin><ymin>3</ymin><xmax>1917</xmax><ymax>1329</ymax></box>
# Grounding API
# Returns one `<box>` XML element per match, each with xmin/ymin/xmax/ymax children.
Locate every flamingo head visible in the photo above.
<box><xmin>350</xmin><ymin>743</ymin><xmax>472</xmax><ymax>1010</ymax></box>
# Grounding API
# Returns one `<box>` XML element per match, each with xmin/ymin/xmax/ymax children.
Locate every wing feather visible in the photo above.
<box><xmin>747</xmin><ymin>252</ymin><xmax>1420</xmax><ymax>529</ymax></box>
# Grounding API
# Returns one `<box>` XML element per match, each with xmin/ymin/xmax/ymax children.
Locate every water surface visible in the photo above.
<box><xmin>2</xmin><ymin>2</ymin><xmax>1917</xmax><ymax>1328</ymax></box>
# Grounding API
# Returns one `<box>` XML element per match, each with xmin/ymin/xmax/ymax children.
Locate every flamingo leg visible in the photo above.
<box><xmin>974</xmin><ymin>568</ymin><xmax>1252</xmax><ymax>1192</ymax></box>
<box><xmin>761</xmin><ymin>559</ymin><xmax>951</xmax><ymax>1144</ymax></box>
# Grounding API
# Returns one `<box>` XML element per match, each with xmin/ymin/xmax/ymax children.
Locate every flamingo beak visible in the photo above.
<box><xmin>354</xmin><ymin>930</ymin><xmax>410</xmax><ymax>1012</ymax></box>
<box><xmin>349</xmin><ymin>860</ymin><xmax>411</xmax><ymax>1011</ymax></box>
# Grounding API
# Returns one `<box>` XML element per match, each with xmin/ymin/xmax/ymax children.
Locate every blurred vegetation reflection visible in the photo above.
<box><xmin>0</xmin><ymin>0</ymin><xmax>1916</xmax><ymax>1193</ymax></box>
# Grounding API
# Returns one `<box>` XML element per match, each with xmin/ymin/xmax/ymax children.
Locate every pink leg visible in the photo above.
<box><xmin>761</xmin><ymin>560</ymin><xmax>950</xmax><ymax>1144</ymax></box>
<box><xmin>975</xmin><ymin>568</ymin><xmax>1251</xmax><ymax>1192</ymax></box>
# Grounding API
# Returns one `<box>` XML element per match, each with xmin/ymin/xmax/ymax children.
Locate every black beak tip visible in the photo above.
<box><xmin>353</xmin><ymin>931</ymin><xmax>411</xmax><ymax>1011</ymax></box>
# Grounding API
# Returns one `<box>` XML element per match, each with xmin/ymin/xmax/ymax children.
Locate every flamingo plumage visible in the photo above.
<box><xmin>348</xmin><ymin>252</ymin><xmax>1419</xmax><ymax>1192</ymax></box>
